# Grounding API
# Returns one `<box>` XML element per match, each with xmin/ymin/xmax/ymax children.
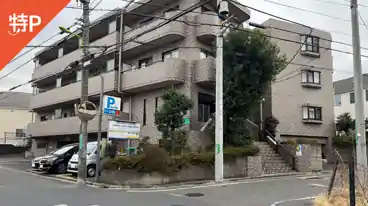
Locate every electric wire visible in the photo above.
<box><xmin>0</xmin><ymin>1</ymin><xmax>359</xmax><ymax>99</ymax></box>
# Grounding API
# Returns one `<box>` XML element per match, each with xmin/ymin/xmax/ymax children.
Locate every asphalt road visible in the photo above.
<box><xmin>0</xmin><ymin>157</ymin><xmax>331</xmax><ymax>206</ymax></box>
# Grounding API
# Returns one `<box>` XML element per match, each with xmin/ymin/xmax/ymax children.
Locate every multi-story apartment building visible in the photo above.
<box><xmin>261</xmin><ymin>19</ymin><xmax>335</xmax><ymax>157</ymax></box>
<box><xmin>333</xmin><ymin>74</ymin><xmax>368</xmax><ymax>119</ymax></box>
<box><xmin>0</xmin><ymin>92</ymin><xmax>32</xmax><ymax>146</ymax></box>
<box><xmin>28</xmin><ymin>0</ymin><xmax>250</xmax><ymax>155</ymax></box>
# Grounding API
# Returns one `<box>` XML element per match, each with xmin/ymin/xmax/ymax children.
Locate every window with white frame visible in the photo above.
<box><xmin>108</xmin><ymin>20</ymin><xmax>116</xmax><ymax>33</ymax></box>
<box><xmin>106</xmin><ymin>59</ymin><xmax>115</xmax><ymax>71</ymax></box>
<box><xmin>334</xmin><ymin>94</ymin><xmax>341</xmax><ymax>106</ymax></box>
<box><xmin>54</xmin><ymin>109</ymin><xmax>62</xmax><ymax>119</ymax></box>
<box><xmin>301</xmin><ymin>70</ymin><xmax>321</xmax><ymax>84</ymax></box>
<box><xmin>76</xmin><ymin>71</ymin><xmax>82</xmax><ymax>81</ymax></box>
<box><xmin>302</xmin><ymin>106</ymin><xmax>322</xmax><ymax>121</ymax></box>
<box><xmin>58</xmin><ymin>48</ymin><xmax>63</xmax><ymax>58</ymax></box>
<box><xmin>138</xmin><ymin>57</ymin><xmax>153</xmax><ymax>68</ymax></box>
<box><xmin>56</xmin><ymin>77</ymin><xmax>62</xmax><ymax>88</ymax></box>
<box><xmin>162</xmin><ymin>49</ymin><xmax>179</xmax><ymax>60</ymax></box>
<box><xmin>200</xmin><ymin>49</ymin><xmax>215</xmax><ymax>59</ymax></box>
<box><xmin>301</xmin><ymin>35</ymin><xmax>319</xmax><ymax>53</ymax></box>
<box><xmin>35</xmin><ymin>59</ymin><xmax>39</xmax><ymax>68</ymax></box>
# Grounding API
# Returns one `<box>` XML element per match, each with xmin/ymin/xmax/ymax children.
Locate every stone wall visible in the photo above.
<box><xmin>100</xmin><ymin>155</ymin><xmax>263</xmax><ymax>186</ymax></box>
<box><xmin>283</xmin><ymin>144</ymin><xmax>322</xmax><ymax>172</ymax></box>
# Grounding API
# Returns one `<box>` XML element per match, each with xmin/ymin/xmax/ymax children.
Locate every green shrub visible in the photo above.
<box><xmin>103</xmin><ymin>145</ymin><xmax>260</xmax><ymax>174</ymax></box>
<box><xmin>333</xmin><ymin>135</ymin><xmax>354</xmax><ymax>148</ymax></box>
<box><xmin>138</xmin><ymin>146</ymin><xmax>171</xmax><ymax>174</ymax></box>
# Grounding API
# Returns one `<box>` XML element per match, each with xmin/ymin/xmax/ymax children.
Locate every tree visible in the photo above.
<box><xmin>154</xmin><ymin>89</ymin><xmax>193</xmax><ymax>153</ymax></box>
<box><xmin>264</xmin><ymin>116</ymin><xmax>280</xmax><ymax>137</ymax></box>
<box><xmin>222</xmin><ymin>29</ymin><xmax>287</xmax><ymax>146</ymax></box>
<box><xmin>336</xmin><ymin>112</ymin><xmax>355</xmax><ymax>135</ymax></box>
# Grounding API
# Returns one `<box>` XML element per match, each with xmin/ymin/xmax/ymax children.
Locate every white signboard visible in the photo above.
<box><xmin>296</xmin><ymin>144</ymin><xmax>302</xmax><ymax>157</ymax></box>
<box><xmin>107</xmin><ymin>120</ymin><xmax>140</xmax><ymax>139</ymax></box>
<box><xmin>103</xmin><ymin>95</ymin><xmax>121</xmax><ymax>116</ymax></box>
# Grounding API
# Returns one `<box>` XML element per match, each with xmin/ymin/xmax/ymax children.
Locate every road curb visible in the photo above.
<box><xmin>60</xmin><ymin>171</ymin><xmax>330</xmax><ymax>190</ymax></box>
<box><xmin>3</xmin><ymin>166</ymin><xmax>331</xmax><ymax>191</ymax></box>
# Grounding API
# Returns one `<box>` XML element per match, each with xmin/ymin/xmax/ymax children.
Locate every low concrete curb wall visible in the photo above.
<box><xmin>100</xmin><ymin>155</ymin><xmax>263</xmax><ymax>186</ymax></box>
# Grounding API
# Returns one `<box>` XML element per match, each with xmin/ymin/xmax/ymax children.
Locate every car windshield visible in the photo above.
<box><xmin>86</xmin><ymin>142</ymin><xmax>97</xmax><ymax>155</ymax></box>
<box><xmin>51</xmin><ymin>145</ymin><xmax>75</xmax><ymax>155</ymax></box>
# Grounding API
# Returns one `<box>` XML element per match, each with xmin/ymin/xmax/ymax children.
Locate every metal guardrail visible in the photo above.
<box><xmin>264</xmin><ymin>130</ymin><xmax>296</xmax><ymax>170</ymax></box>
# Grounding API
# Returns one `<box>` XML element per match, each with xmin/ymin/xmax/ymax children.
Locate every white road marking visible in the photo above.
<box><xmin>54</xmin><ymin>204</ymin><xmax>68</xmax><ymax>206</ymax></box>
<box><xmin>308</xmin><ymin>183</ymin><xmax>327</xmax><ymax>188</ymax></box>
<box><xmin>270</xmin><ymin>196</ymin><xmax>317</xmax><ymax>206</ymax></box>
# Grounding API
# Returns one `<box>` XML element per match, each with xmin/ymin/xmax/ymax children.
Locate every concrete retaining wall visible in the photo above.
<box><xmin>100</xmin><ymin>155</ymin><xmax>263</xmax><ymax>186</ymax></box>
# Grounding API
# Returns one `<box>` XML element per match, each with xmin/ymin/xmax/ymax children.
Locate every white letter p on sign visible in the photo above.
<box><xmin>29</xmin><ymin>15</ymin><xmax>41</xmax><ymax>32</ymax></box>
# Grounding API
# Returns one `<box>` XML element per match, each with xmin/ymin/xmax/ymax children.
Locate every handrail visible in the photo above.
<box><xmin>264</xmin><ymin>130</ymin><xmax>296</xmax><ymax>170</ymax></box>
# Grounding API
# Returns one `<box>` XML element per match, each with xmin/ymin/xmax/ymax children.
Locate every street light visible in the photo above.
<box><xmin>59</xmin><ymin>26</ymin><xmax>83</xmax><ymax>46</ymax></box>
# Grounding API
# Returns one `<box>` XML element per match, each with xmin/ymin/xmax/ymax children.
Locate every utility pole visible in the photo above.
<box><xmin>95</xmin><ymin>75</ymin><xmax>104</xmax><ymax>182</ymax></box>
<box><xmin>350</xmin><ymin>0</ymin><xmax>367</xmax><ymax>182</ymax></box>
<box><xmin>215</xmin><ymin>0</ymin><xmax>227</xmax><ymax>183</ymax></box>
<box><xmin>78</xmin><ymin>0</ymin><xmax>91</xmax><ymax>185</ymax></box>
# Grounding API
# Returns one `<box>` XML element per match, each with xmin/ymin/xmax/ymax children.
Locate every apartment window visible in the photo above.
<box><xmin>35</xmin><ymin>59</ymin><xmax>39</xmax><ymax>68</ymax></box>
<box><xmin>302</xmin><ymin>106</ymin><xmax>322</xmax><ymax>121</ymax></box>
<box><xmin>107</xmin><ymin>59</ymin><xmax>115</xmax><ymax>71</ymax></box>
<box><xmin>122</xmin><ymin>100</ymin><xmax>130</xmax><ymax>113</ymax></box>
<box><xmin>334</xmin><ymin>94</ymin><xmax>341</xmax><ymax>106</ymax></box>
<box><xmin>32</xmin><ymin>87</ymin><xmax>39</xmax><ymax>95</ymax></box>
<box><xmin>37</xmin><ymin>142</ymin><xmax>47</xmax><ymax>148</ymax></box>
<box><xmin>301</xmin><ymin>70</ymin><xmax>321</xmax><ymax>84</ymax></box>
<box><xmin>350</xmin><ymin>92</ymin><xmax>355</xmax><ymax>104</ymax></box>
<box><xmin>198</xmin><ymin>93</ymin><xmax>215</xmax><ymax>122</ymax></box>
<box><xmin>108</xmin><ymin>20</ymin><xmax>117</xmax><ymax>33</ymax></box>
<box><xmin>15</xmin><ymin>129</ymin><xmax>26</xmax><ymax>137</ymax></box>
<box><xmin>76</xmin><ymin>71</ymin><xmax>82</xmax><ymax>81</ymax></box>
<box><xmin>54</xmin><ymin>109</ymin><xmax>62</xmax><ymax>119</ymax></box>
<box><xmin>40</xmin><ymin>115</ymin><xmax>48</xmax><ymax>121</ymax></box>
<box><xmin>143</xmin><ymin>99</ymin><xmax>147</xmax><ymax>126</ymax></box>
<box><xmin>155</xmin><ymin>97</ymin><xmax>161</xmax><ymax>112</ymax></box>
<box><xmin>138</xmin><ymin>57</ymin><xmax>153</xmax><ymax>68</ymax></box>
<box><xmin>56</xmin><ymin>77</ymin><xmax>62</xmax><ymax>88</ymax></box>
<box><xmin>301</xmin><ymin>35</ymin><xmax>319</xmax><ymax>53</ymax></box>
<box><xmin>200</xmin><ymin>49</ymin><xmax>215</xmax><ymax>59</ymax></box>
<box><xmin>58</xmin><ymin>48</ymin><xmax>63</xmax><ymax>58</ymax></box>
<box><xmin>162</xmin><ymin>49</ymin><xmax>179</xmax><ymax>60</ymax></box>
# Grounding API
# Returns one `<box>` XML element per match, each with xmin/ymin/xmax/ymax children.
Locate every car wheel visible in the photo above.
<box><xmin>56</xmin><ymin>163</ymin><xmax>67</xmax><ymax>174</ymax></box>
<box><xmin>87</xmin><ymin>165</ymin><xmax>96</xmax><ymax>177</ymax></box>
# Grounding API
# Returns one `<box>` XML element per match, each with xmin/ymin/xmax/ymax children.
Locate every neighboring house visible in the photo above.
<box><xmin>28</xmin><ymin>0</ymin><xmax>250</xmax><ymax>155</ymax></box>
<box><xmin>261</xmin><ymin>19</ymin><xmax>335</xmax><ymax>158</ymax></box>
<box><xmin>0</xmin><ymin>92</ymin><xmax>32</xmax><ymax>146</ymax></box>
<box><xmin>333</xmin><ymin>74</ymin><xmax>368</xmax><ymax>119</ymax></box>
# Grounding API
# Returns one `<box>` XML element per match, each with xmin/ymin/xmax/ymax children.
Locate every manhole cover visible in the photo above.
<box><xmin>184</xmin><ymin>193</ymin><xmax>204</xmax><ymax>197</ymax></box>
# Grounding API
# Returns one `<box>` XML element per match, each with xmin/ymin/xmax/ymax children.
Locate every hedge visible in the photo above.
<box><xmin>332</xmin><ymin>136</ymin><xmax>354</xmax><ymax>148</ymax></box>
<box><xmin>103</xmin><ymin>145</ymin><xmax>260</xmax><ymax>174</ymax></box>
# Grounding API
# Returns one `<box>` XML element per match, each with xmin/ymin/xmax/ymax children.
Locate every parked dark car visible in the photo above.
<box><xmin>31</xmin><ymin>143</ymin><xmax>78</xmax><ymax>174</ymax></box>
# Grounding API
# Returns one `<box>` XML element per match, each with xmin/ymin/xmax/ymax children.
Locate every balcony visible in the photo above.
<box><xmin>196</xmin><ymin>12</ymin><xmax>217</xmax><ymax>44</ymax></box>
<box><xmin>194</xmin><ymin>57</ymin><xmax>215</xmax><ymax>88</ymax></box>
<box><xmin>30</xmin><ymin>71</ymin><xmax>117</xmax><ymax>110</ymax></box>
<box><xmin>28</xmin><ymin>113</ymin><xmax>129</xmax><ymax>137</ymax></box>
<box><xmin>32</xmin><ymin>32</ymin><xmax>118</xmax><ymax>81</ymax></box>
<box><xmin>122</xmin><ymin>11</ymin><xmax>186</xmax><ymax>57</ymax></box>
<box><xmin>121</xmin><ymin>58</ymin><xmax>186</xmax><ymax>93</ymax></box>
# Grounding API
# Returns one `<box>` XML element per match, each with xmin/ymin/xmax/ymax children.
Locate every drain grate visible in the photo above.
<box><xmin>184</xmin><ymin>193</ymin><xmax>204</xmax><ymax>197</ymax></box>
<box><xmin>305</xmin><ymin>176</ymin><xmax>324</xmax><ymax>180</ymax></box>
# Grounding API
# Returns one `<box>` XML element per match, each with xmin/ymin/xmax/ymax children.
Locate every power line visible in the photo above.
<box><xmin>0</xmin><ymin>0</ymin><xmax>211</xmax><ymax>100</ymax></box>
<box><xmin>264</xmin><ymin>0</ymin><xmax>354</xmax><ymax>24</ymax></box>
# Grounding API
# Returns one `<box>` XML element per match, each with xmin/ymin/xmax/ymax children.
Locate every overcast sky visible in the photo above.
<box><xmin>0</xmin><ymin>0</ymin><xmax>366</xmax><ymax>92</ymax></box>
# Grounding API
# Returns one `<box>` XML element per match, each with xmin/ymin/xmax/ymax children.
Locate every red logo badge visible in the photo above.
<box><xmin>0</xmin><ymin>0</ymin><xmax>71</xmax><ymax>71</ymax></box>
